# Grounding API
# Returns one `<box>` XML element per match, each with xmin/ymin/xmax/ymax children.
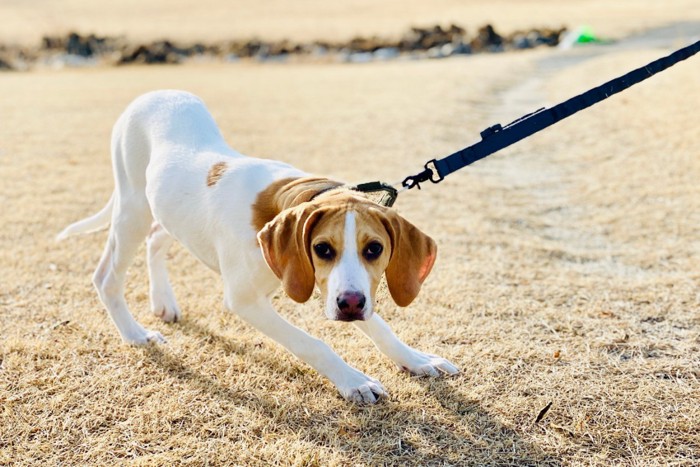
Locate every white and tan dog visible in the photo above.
<box><xmin>58</xmin><ymin>90</ymin><xmax>458</xmax><ymax>403</ymax></box>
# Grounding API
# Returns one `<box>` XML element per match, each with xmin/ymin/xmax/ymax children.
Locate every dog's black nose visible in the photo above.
<box><xmin>336</xmin><ymin>291</ymin><xmax>366</xmax><ymax>321</ymax></box>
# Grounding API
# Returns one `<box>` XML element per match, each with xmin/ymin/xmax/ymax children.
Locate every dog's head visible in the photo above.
<box><xmin>257</xmin><ymin>194</ymin><xmax>436</xmax><ymax>321</ymax></box>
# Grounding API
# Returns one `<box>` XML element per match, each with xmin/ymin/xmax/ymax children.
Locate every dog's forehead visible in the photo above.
<box><xmin>311</xmin><ymin>200</ymin><xmax>387</xmax><ymax>240</ymax></box>
<box><xmin>352</xmin><ymin>206</ymin><xmax>389</xmax><ymax>237</ymax></box>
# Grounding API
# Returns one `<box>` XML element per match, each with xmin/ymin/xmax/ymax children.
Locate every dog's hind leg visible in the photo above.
<box><xmin>89</xmin><ymin>109</ymin><xmax>167</xmax><ymax>344</ymax></box>
<box><xmin>93</xmin><ymin>195</ymin><xmax>165</xmax><ymax>345</ymax></box>
<box><xmin>147</xmin><ymin>223</ymin><xmax>181</xmax><ymax>323</ymax></box>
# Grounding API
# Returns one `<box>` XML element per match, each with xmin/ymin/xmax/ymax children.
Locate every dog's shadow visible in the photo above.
<box><xmin>142</xmin><ymin>318</ymin><xmax>558</xmax><ymax>465</ymax></box>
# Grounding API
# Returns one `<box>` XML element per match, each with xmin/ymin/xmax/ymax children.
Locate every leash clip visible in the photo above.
<box><xmin>402</xmin><ymin>159</ymin><xmax>443</xmax><ymax>190</ymax></box>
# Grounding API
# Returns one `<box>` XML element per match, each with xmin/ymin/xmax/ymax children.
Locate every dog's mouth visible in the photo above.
<box><xmin>333</xmin><ymin>311</ymin><xmax>370</xmax><ymax>322</ymax></box>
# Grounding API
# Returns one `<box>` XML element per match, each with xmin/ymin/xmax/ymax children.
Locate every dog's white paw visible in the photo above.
<box><xmin>150</xmin><ymin>291</ymin><xmax>182</xmax><ymax>323</ymax></box>
<box><xmin>398</xmin><ymin>350</ymin><xmax>459</xmax><ymax>377</ymax></box>
<box><xmin>122</xmin><ymin>328</ymin><xmax>167</xmax><ymax>345</ymax></box>
<box><xmin>337</xmin><ymin>370</ymin><xmax>388</xmax><ymax>404</ymax></box>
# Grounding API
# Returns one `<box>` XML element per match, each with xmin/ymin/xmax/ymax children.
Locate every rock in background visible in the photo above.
<box><xmin>0</xmin><ymin>23</ymin><xmax>567</xmax><ymax>70</ymax></box>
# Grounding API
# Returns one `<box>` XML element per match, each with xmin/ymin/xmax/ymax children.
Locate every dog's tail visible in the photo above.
<box><xmin>56</xmin><ymin>193</ymin><xmax>114</xmax><ymax>241</ymax></box>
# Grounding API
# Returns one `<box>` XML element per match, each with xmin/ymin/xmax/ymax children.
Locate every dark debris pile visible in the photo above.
<box><xmin>0</xmin><ymin>23</ymin><xmax>566</xmax><ymax>70</ymax></box>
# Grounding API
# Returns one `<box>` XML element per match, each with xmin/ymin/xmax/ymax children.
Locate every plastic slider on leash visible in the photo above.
<box><xmin>358</xmin><ymin>39</ymin><xmax>700</xmax><ymax>208</ymax></box>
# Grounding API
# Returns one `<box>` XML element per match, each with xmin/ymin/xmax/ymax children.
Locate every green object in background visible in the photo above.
<box><xmin>557</xmin><ymin>25</ymin><xmax>609</xmax><ymax>49</ymax></box>
<box><xmin>575</xmin><ymin>25</ymin><xmax>601</xmax><ymax>43</ymax></box>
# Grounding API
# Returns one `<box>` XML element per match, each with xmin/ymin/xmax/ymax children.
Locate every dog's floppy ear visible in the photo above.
<box><xmin>257</xmin><ymin>204</ymin><xmax>324</xmax><ymax>303</ymax></box>
<box><xmin>382</xmin><ymin>211</ymin><xmax>437</xmax><ymax>307</ymax></box>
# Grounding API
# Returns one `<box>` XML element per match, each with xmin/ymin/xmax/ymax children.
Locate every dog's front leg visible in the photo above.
<box><xmin>354</xmin><ymin>314</ymin><xmax>459</xmax><ymax>377</ymax></box>
<box><xmin>226</xmin><ymin>292</ymin><xmax>388</xmax><ymax>403</ymax></box>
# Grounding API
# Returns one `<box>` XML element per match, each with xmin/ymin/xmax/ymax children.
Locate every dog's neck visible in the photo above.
<box><xmin>251</xmin><ymin>177</ymin><xmax>344</xmax><ymax>232</ymax></box>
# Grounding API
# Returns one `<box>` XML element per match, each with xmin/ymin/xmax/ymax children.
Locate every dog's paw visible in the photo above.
<box><xmin>152</xmin><ymin>303</ymin><xmax>181</xmax><ymax>323</ymax></box>
<box><xmin>151</xmin><ymin>291</ymin><xmax>182</xmax><ymax>323</ymax></box>
<box><xmin>336</xmin><ymin>370</ymin><xmax>388</xmax><ymax>404</ymax></box>
<box><xmin>122</xmin><ymin>328</ymin><xmax>167</xmax><ymax>345</ymax></box>
<box><xmin>398</xmin><ymin>350</ymin><xmax>459</xmax><ymax>377</ymax></box>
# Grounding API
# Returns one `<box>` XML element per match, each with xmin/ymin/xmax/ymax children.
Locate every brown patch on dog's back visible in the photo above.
<box><xmin>207</xmin><ymin>161</ymin><xmax>228</xmax><ymax>187</ymax></box>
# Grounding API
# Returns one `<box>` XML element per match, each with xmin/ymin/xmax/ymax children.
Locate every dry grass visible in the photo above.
<box><xmin>2</xmin><ymin>17</ymin><xmax>700</xmax><ymax>467</ymax></box>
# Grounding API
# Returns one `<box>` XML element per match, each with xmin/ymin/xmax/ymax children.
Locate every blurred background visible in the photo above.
<box><xmin>2</xmin><ymin>0</ymin><xmax>700</xmax><ymax>45</ymax></box>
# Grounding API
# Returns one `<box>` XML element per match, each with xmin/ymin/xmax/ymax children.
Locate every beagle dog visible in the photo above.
<box><xmin>58</xmin><ymin>90</ymin><xmax>458</xmax><ymax>403</ymax></box>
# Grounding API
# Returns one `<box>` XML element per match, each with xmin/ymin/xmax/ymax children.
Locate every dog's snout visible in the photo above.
<box><xmin>336</xmin><ymin>291</ymin><xmax>366</xmax><ymax>321</ymax></box>
<box><xmin>337</xmin><ymin>291</ymin><xmax>365</xmax><ymax>311</ymax></box>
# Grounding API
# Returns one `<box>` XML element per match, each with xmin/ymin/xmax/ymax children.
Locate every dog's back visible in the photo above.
<box><xmin>116</xmin><ymin>90</ymin><xmax>305</xmax><ymax>268</ymax></box>
<box><xmin>116</xmin><ymin>90</ymin><xmax>226</xmax><ymax>152</ymax></box>
<box><xmin>109</xmin><ymin>90</ymin><xmax>229</xmax><ymax>194</ymax></box>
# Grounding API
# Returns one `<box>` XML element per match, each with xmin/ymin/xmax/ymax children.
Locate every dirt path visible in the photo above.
<box><xmin>472</xmin><ymin>22</ymin><xmax>699</xmax><ymax>281</ymax></box>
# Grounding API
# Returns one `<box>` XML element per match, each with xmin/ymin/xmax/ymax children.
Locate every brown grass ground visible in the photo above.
<box><xmin>1</xmin><ymin>13</ymin><xmax>700</xmax><ymax>467</ymax></box>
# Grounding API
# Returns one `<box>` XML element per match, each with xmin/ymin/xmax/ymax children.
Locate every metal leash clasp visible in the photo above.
<box><xmin>402</xmin><ymin>159</ymin><xmax>443</xmax><ymax>190</ymax></box>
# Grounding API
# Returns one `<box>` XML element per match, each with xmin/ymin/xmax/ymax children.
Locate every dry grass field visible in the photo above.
<box><xmin>2</xmin><ymin>2</ymin><xmax>700</xmax><ymax>465</ymax></box>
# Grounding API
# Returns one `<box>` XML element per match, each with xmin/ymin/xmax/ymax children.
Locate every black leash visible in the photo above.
<box><xmin>355</xmin><ymin>39</ymin><xmax>700</xmax><ymax>207</ymax></box>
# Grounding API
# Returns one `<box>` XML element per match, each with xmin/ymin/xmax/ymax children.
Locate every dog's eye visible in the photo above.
<box><xmin>313</xmin><ymin>242</ymin><xmax>336</xmax><ymax>260</ymax></box>
<box><xmin>363</xmin><ymin>242</ymin><xmax>383</xmax><ymax>261</ymax></box>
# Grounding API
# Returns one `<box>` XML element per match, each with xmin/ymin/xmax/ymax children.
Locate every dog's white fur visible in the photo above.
<box><xmin>58</xmin><ymin>90</ymin><xmax>457</xmax><ymax>403</ymax></box>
